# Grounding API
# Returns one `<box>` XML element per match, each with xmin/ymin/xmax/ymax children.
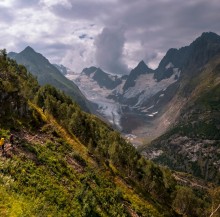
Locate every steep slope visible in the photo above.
<box><xmin>0</xmin><ymin>50</ymin><xmax>178</xmax><ymax>216</ymax></box>
<box><xmin>53</xmin><ymin>64</ymin><xmax>69</xmax><ymax>75</ymax></box>
<box><xmin>120</xmin><ymin>32</ymin><xmax>220</xmax><ymax>141</ymax></box>
<box><xmin>1</xmin><ymin>50</ymin><xmax>215</xmax><ymax>217</ymax></box>
<box><xmin>154</xmin><ymin>32</ymin><xmax>220</xmax><ymax>81</ymax></box>
<box><xmin>8</xmin><ymin>47</ymin><xmax>90</xmax><ymax>112</ymax></box>
<box><xmin>141</xmin><ymin>53</ymin><xmax>220</xmax><ymax>184</ymax></box>
<box><xmin>122</xmin><ymin>60</ymin><xmax>153</xmax><ymax>92</ymax></box>
<box><xmin>67</xmin><ymin>32</ymin><xmax>220</xmax><ymax>145</ymax></box>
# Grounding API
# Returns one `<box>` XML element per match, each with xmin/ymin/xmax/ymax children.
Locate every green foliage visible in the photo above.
<box><xmin>177</xmin><ymin>83</ymin><xmax>220</xmax><ymax>139</ymax></box>
<box><xmin>0</xmin><ymin>53</ymin><xmax>40</xmax><ymax>129</ymax></box>
<box><xmin>0</xmin><ymin>49</ymin><xmax>7</xmax><ymax>60</ymax></box>
<box><xmin>172</xmin><ymin>186</ymin><xmax>208</xmax><ymax>216</ymax></box>
<box><xmin>209</xmin><ymin>187</ymin><xmax>220</xmax><ymax>217</ymax></box>
<box><xmin>10</xmin><ymin>47</ymin><xmax>90</xmax><ymax>112</ymax></box>
<box><xmin>1</xmin><ymin>50</ymin><xmax>213</xmax><ymax>216</ymax></box>
<box><xmin>0</xmin><ymin>137</ymin><xmax>131</xmax><ymax>216</ymax></box>
<box><xmin>34</xmin><ymin>85</ymin><xmax>178</xmax><ymax>203</ymax></box>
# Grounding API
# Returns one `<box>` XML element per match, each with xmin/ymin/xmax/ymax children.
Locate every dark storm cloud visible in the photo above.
<box><xmin>39</xmin><ymin>0</ymin><xmax>220</xmax><ymax>72</ymax></box>
<box><xmin>95</xmin><ymin>26</ymin><xmax>129</xmax><ymax>74</ymax></box>
<box><xmin>112</xmin><ymin>0</ymin><xmax>220</xmax><ymax>41</ymax></box>
<box><xmin>102</xmin><ymin>0</ymin><xmax>220</xmax><ymax>69</ymax></box>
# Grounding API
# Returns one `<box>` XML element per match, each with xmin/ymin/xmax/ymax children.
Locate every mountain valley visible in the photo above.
<box><xmin>66</xmin><ymin>32</ymin><xmax>220</xmax><ymax>147</ymax></box>
<box><xmin>2</xmin><ymin>51</ymin><xmax>212</xmax><ymax>216</ymax></box>
<box><xmin>1</xmin><ymin>32</ymin><xmax>220</xmax><ymax>216</ymax></box>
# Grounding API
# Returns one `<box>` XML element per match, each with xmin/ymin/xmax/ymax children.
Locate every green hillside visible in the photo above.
<box><xmin>0</xmin><ymin>50</ymin><xmax>219</xmax><ymax>216</ymax></box>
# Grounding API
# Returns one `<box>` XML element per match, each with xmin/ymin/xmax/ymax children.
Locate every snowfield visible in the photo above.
<box><xmin>66</xmin><ymin>72</ymin><xmax>123</xmax><ymax>129</ymax></box>
<box><xmin>66</xmin><ymin>64</ymin><xmax>181</xmax><ymax>131</ymax></box>
<box><xmin>123</xmin><ymin>67</ymin><xmax>181</xmax><ymax>107</ymax></box>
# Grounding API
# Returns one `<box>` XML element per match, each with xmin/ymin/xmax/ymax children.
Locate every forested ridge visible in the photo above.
<box><xmin>0</xmin><ymin>49</ymin><xmax>219</xmax><ymax>216</ymax></box>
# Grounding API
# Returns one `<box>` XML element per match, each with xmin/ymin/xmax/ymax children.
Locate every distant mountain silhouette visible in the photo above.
<box><xmin>8</xmin><ymin>47</ymin><xmax>91</xmax><ymax>112</ymax></box>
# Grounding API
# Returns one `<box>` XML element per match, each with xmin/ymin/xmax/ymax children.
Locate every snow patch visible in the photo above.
<box><xmin>66</xmin><ymin>73</ymin><xmax>80</xmax><ymax>81</ymax></box>
<box><xmin>66</xmin><ymin>73</ymin><xmax>122</xmax><ymax>129</ymax></box>
<box><xmin>165</xmin><ymin>62</ymin><xmax>174</xmax><ymax>69</ymax></box>
<box><xmin>147</xmin><ymin>111</ymin><xmax>158</xmax><ymax>117</ymax></box>
<box><xmin>124</xmin><ymin>69</ymin><xmax>181</xmax><ymax>106</ymax></box>
<box><xmin>142</xmin><ymin>107</ymin><xmax>154</xmax><ymax>113</ymax></box>
<box><xmin>66</xmin><ymin>67</ymin><xmax>181</xmax><ymax>130</ymax></box>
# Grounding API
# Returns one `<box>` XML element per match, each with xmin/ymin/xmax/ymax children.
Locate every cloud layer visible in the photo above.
<box><xmin>1</xmin><ymin>0</ymin><xmax>220</xmax><ymax>73</ymax></box>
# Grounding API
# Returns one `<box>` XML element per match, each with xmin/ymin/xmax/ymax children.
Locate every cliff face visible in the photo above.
<box><xmin>141</xmin><ymin>56</ymin><xmax>220</xmax><ymax>184</ymax></box>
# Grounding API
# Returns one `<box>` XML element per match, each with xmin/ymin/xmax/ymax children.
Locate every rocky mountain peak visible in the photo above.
<box><xmin>198</xmin><ymin>31</ymin><xmax>220</xmax><ymax>41</ymax></box>
<box><xmin>134</xmin><ymin>60</ymin><xmax>151</xmax><ymax>74</ymax></box>
<box><xmin>81</xmin><ymin>66</ymin><xmax>122</xmax><ymax>90</ymax></box>
<box><xmin>82</xmin><ymin>66</ymin><xmax>98</xmax><ymax>76</ymax></box>
<box><xmin>154</xmin><ymin>32</ymin><xmax>220</xmax><ymax>81</ymax></box>
<box><xmin>123</xmin><ymin>60</ymin><xmax>153</xmax><ymax>92</ymax></box>
<box><xmin>22</xmin><ymin>46</ymin><xmax>35</xmax><ymax>53</ymax></box>
<box><xmin>19</xmin><ymin>46</ymin><xmax>50</xmax><ymax>66</ymax></box>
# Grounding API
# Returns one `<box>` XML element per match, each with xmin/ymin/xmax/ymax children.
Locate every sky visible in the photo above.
<box><xmin>1</xmin><ymin>0</ymin><xmax>220</xmax><ymax>74</ymax></box>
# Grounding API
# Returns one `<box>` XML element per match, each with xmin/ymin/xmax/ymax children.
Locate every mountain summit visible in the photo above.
<box><xmin>123</xmin><ymin>60</ymin><xmax>153</xmax><ymax>92</ymax></box>
<box><xmin>155</xmin><ymin>32</ymin><xmax>220</xmax><ymax>81</ymax></box>
<box><xmin>82</xmin><ymin>66</ymin><xmax>122</xmax><ymax>89</ymax></box>
<box><xmin>21</xmin><ymin>46</ymin><xmax>35</xmax><ymax>53</ymax></box>
<box><xmin>8</xmin><ymin>47</ymin><xmax>91</xmax><ymax>112</ymax></box>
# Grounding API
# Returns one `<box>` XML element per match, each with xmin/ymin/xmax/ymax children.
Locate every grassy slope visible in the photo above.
<box><xmin>0</xmin><ymin>105</ymin><xmax>166</xmax><ymax>217</ymax></box>
<box><xmin>0</xmin><ymin>55</ymin><xmax>178</xmax><ymax>216</ymax></box>
<box><xmin>1</xmin><ymin>53</ymin><xmax>217</xmax><ymax>216</ymax></box>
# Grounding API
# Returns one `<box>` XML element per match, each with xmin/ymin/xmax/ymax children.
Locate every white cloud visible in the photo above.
<box><xmin>0</xmin><ymin>0</ymin><xmax>14</xmax><ymax>7</ymax></box>
<box><xmin>61</xmin><ymin>43</ymin><xmax>96</xmax><ymax>73</ymax></box>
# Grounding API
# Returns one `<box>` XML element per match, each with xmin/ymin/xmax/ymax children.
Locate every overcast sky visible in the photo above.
<box><xmin>1</xmin><ymin>0</ymin><xmax>220</xmax><ymax>74</ymax></box>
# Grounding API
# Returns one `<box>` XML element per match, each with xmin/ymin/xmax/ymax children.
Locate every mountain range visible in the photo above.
<box><xmin>67</xmin><ymin>32</ymin><xmax>219</xmax><ymax>142</ymax></box>
<box><xmin>9</xmin><ymin>32</ymin><xmax>219</xmax><ymax>184</ymax></box>
<box><xmin>1</xmin><ymin>32</ymin><xmax>220</xmax><ymax>216</ymax></box>
<box><xmin>65</xmin><ymin>32</ymin><xmax>220</xmax><ymax>183</ymax></box>
<box><xmin>0</xmin><ymin>50</ymin><xmax>205</xmax><ymax>216</ymax></box>
<box><xmin>141</xmin><ymin>48</ymin><xmax>220</xmax><ymax>183</ymax></box>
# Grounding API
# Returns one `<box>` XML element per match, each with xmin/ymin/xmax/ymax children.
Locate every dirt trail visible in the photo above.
<box><xmin>65</xmin><ymin>156</ymin><xmax>84</xmax><ymax>173</ymax></box>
